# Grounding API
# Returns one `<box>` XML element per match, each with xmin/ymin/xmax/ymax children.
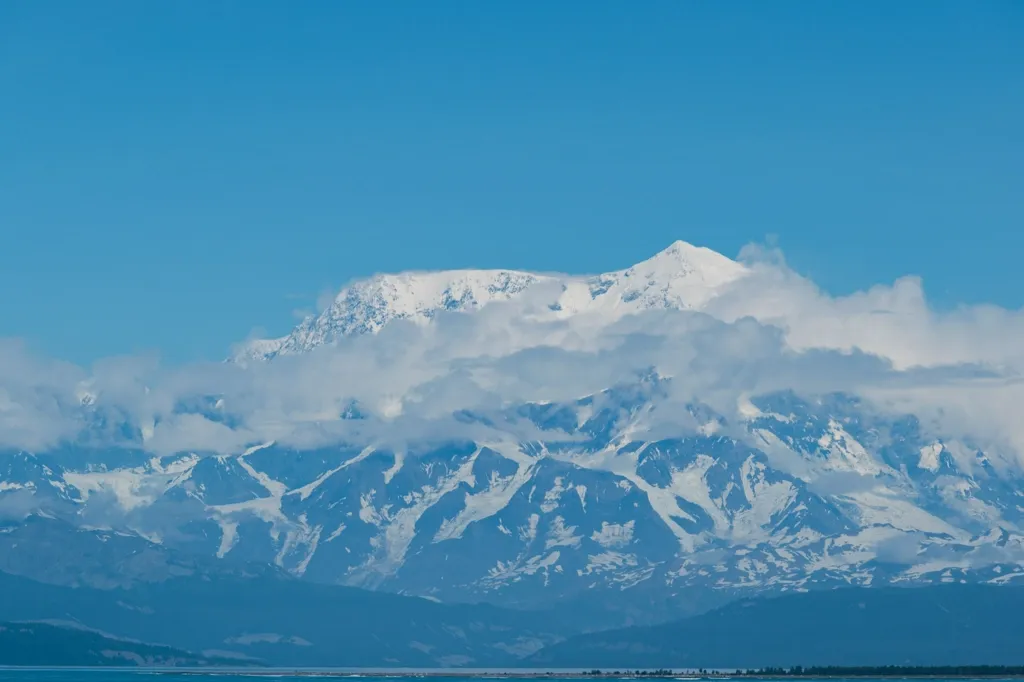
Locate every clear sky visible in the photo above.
<box><xmin>2</xmin><ymin>1</ymin><xmax>1021</xmax><ymax>364</ymax></box>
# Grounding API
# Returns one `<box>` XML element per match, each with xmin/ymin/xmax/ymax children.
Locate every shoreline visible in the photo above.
<box><xmin>155</xmin><ymin>672</ymin><xmax>1024</xmax><ymax>679</ymax></box>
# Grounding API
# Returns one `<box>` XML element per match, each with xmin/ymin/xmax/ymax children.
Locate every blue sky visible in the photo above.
<box><xmin>1</xmin><ymin>1</ymin><xmax>1021</xmax><ymax>364</ymax></box>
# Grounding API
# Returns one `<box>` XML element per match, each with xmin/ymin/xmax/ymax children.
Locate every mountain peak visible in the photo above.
<box><xmin>654</xmin><ymin>239</ymin><xmax>709</xmax><ymax>258</ymax></box>
<box><xmin>234</xmin><ymin>241</ymin><xmax>747</xmax><ymax>361</ymax></box>
<box><xmin>630</xmin><ymin>240</ymin><xmax>746</xmax><ymax>283</ymax></box>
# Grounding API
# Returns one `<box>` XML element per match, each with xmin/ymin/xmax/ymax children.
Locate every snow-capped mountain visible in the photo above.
<box><xmin>3</xmin><ymin>241</ymin><xmax>1024</xmax><ymax>628</ymax></box>
<box><xmin>4</xmin><ymin>378</ymin><xmax>1023</xmax><ymax>620</ymax></box>
<box><xmin>234</xmin><ymin>241</ymin><xmax>748</xmax><ymax>361</ymax></box>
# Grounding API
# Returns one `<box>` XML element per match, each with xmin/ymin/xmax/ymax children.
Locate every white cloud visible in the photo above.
<box><xmin>0</xmin><ymin>339</ymin><xmax>85</xmax><ymax>450</ymax></box>
<box><xmin>1</xmin><ymin>245</ymin><xmax>1024</xmax><ymax>465</ymax></box>
<box><xmin>726</xmin><ymin>244</ymin><xmax>1024</xmax><ymax>371</ymax></box>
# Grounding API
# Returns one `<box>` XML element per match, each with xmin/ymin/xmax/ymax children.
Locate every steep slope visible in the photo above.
<box><xmin>0</xmin><ymin>621</ymin><xmax>243</xmax><ymax>667</ymax></box>
<box><xmin>0</xmin><ymin>570</ymin><xmax>574</xmax><ymax>667</ymax></box>
<box><xmin>527</xmin><ymin>585</ymin><xmax>1024</xmax><ymax>668</ymax></box>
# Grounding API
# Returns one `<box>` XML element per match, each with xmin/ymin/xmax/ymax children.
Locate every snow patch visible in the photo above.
<box><xmin>545</xmin><ymin>516</ymin><xmax>582</xmax><ymax>550</ymax></box>
<box><xmin>289</xmin><ymin>446</ymin><xmax>375</xmax><ymax>501</ymax></box>
<box><xmin>591</xmin><ymin>521</ymin><xmax>635</xmax><ymax>548</ymax></box>
<box><xmin>574</xmin><ymin>484</ymin><xmax>587</xmax><ymax>512</ymax></box>
<box><xmin>919</xmin><ymin>443</ymin><xmax>943</xmax><ymax>472</ymax></box>
<box><xmin>540</xmin><ymin>477</ymin><xmax>567</xmax><ymax>513</ymax></box>
<box><xmin>484</xmin><ymin>551</ymin><xmax>561</xmax><ymax>588</ymax></box>
<box><xmin>434</xmin><ymin>443</ymin><xmax>536</xmax><ymax>543</ymax></box>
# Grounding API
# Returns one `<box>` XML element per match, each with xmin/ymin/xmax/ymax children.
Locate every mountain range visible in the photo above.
<box><xmin>2</xmin><ymin>241</ymin><xmax>1023</xmax><ymax>664</ymax></box>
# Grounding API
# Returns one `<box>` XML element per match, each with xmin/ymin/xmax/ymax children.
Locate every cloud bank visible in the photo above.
<box><xmin>2</xmin><ymin>245</ymin><xmax>1024</xmax><ymax>467</ymax></box>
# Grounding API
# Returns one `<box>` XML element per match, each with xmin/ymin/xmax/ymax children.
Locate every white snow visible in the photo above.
<box><xmin>236</xmin><ymin>269</ymin><xmax>550</xmax><ymax>360</ymax></box>
<box><xmin>919</xmin><ymin>443</ymin><xmax>943</xmax><ymax>472</ymax></box>
<box><xmin>737</xmin><ymin>395</ymin><xmax>763</xmax><ymax>419</ymax></box>
<box><xmin>212</xmin><ymin>494</ymin><xmax>285</xmax><ymax>527</ymax></box>
<box><xmin>358</xmin><ymin>491</ymin><xmax>383</xmax><ymax>526</ymax></box>
<box><xmin>241</xmin><ymin>441</ymin><xmax>276</xmax><ymax>457</ymax></box>
<box><xmin>552</xmin><ymin>442</ymin><xmax>702</xmax><ymax>552</ymax></box>
<box><xmin>731</xmin><ymin>457</ymin><xmax>798</xmax><ymax>542</ymax></box>
<box><xmin>581</xmin><ymin>551</ymin><xmax>638</xmax><ymax>576</ymax></box>
<box><xmin>816</xmin><ymin>420</ymin><xmax>887</xmax><ymax>476</ymax></box>
<box><xmin>434</xmin><ymin>443</ymin><xmax>536</xmax><ymax>543</ymax></box>
<box><xmin>236</xmin><ymin>240</ymin><xmax>749</xmax><ymax>361</ymax></box>
<box><xmin>355</xmin><ymin>449</ymin><xmax>481</xmax><ymax>578</ymax></box>
<box><xmin>663</xmin><ymin>453</ymin><xmax>730</xmax><ymax>534</ymax></box>
<box><xmin>325</xmin><ymin>523</ymin><xmax>346</xmax><ymax>543</ymax></box>
<box><xmin>383</xmin><ymin>451</ymin><xmax>405</xmax><ymax>484</ymax></box>
<box><xmin>484</xmin><ymin>551</ymin><xmax>561</xmax><ymax>587</ymax></box>
<box><xmin>544</xmin><ymin>516</ymin><xmax>582</xmax><ymax>550</ymax></box>
<box><xmin>988</xmin><ymin>571</ymin><xmax>1024</xmax><ymax>585</ymax></box>
<box><xmin>62</xmin><ymin>471</ymin><xmax>155</xmax><ymax>512</ymax></box>
<box><xmin>591</xmin><ymin>520</ymin><xmax>635</xmax><ymax>548</ymax></box>
<box><xmin>540</xmin><ymin>477</ymin><xmax>568</xmax><ymax>513</ymax></box>
<box><xmin>237</xmin><ymin>448</ymin><xmax>287</xmax><ymax>497</ymax></box>
<box><xmin>280</xmin><ymin>515</ymin><xmax>322</xmax><ymax>576</ymax></box>
<box><xmin>216</xmin><ymin>520</ymin><xmax>239</xmax><ymax>558</ymax></box>
<box><xmin>518</xmin><ymin>514</ymin><xmax>540</xmax><ymax>543</ymax></box>
<box><xmin>288</xmin><ymin>446</ymin><xmax>376</xmax><ymax>501</ymax></box>
<box><xmin>574</xmin><ymin>484</ymin><xmax>587</xmax><ymax>512</ymax></box>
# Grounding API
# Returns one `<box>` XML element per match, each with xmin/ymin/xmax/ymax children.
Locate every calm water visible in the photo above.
<box><xmin>0</xmin><ymin>667</ymin><xmax>720</xmax><ymax>679</ymax></box>
<box><xmin>0</xmin><ymin>673</ymin><xmax>1016</xmax><ymax>682</ymax></box>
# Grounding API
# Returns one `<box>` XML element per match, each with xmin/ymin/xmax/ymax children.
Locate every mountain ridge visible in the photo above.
<box><xmin>0</xmin><ymin>569</ymin><xmax>578</xmax><ymax>666</ymax></box>
<box><xmin>233</xmin><ymin>240</ymin><xmax>749</xmax><ymax>362</ymax></box>
<box><xmin>0</xmin><ymin>620</ymin><xmax>247</xmax><ymax>667</ymax></box>
<box><xmin>527</xmin><ymin>584</ymin><xmax>1024</xmax><ymax>668</ymax></box>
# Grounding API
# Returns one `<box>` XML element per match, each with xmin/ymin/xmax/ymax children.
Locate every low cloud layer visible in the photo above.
<box><xmin>2</xmin><ymin>245</ymin><xmax>1024</xmax><ymax>466</ymax></box>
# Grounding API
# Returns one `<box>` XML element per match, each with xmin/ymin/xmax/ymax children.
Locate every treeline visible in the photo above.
<box><xmin>739</xmin><ymin>666</ymin><xmax>1024</xmax><ymax>677</ymax></box>
<box><xmin>577</xmin><ymin>666</ymin><xmax>1024</xmax><ymax>678</ymax></box>
<box><xmin>581</xmin><ymin>671</ymin><xmax>678</xmax><ymax>677</ymax></box>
